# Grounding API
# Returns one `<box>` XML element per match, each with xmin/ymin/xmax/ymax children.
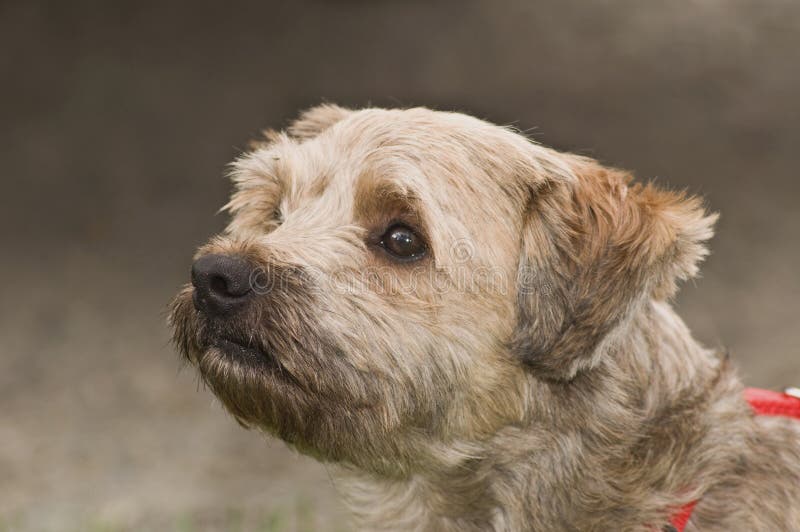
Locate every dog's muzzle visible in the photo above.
<box><xmin>188</xmin><ymin>253</ymin><xmax>285</xmax><ymax>370</ymax></box>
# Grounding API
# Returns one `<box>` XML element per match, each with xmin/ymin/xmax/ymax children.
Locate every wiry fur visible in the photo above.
<box><xmin>169</xmin><ymin>105</ymin><xmax>800</xmax><ymax>531</ymax></box>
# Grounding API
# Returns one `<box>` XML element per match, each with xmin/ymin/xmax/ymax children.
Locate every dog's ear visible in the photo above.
<box><xmin>511</xmin><ymin>157</ymin><xmax>717</xmax><ymax>381</ymax></box>
<box><xmin>287</xmin><ymin>104</ymin><xmax>352</xmax><ymax>140</ymax></box>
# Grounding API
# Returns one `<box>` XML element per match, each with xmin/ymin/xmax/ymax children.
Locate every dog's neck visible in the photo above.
<box><xmin>333</xmin><ymin>300</ymin><xmax>747</xmax><ymax>531</ymax></box>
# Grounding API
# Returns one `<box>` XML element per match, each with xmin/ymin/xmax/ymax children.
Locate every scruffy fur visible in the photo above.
<box><xmin>170</xmin><ymin>105</ymin><xmax>800</xmax><ymax>531</ymax></box>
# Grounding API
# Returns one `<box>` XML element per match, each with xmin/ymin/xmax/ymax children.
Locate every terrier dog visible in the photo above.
<box><xmin>169</xmin><ymin>105</ymin><xmax>800</xmax><ymax>531</ymax></box>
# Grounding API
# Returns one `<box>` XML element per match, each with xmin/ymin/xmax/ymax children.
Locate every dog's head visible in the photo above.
<box><xmin>169</xmin><ymin>105</ymin><xmax>716</xmax><ymax>472</ymax></box>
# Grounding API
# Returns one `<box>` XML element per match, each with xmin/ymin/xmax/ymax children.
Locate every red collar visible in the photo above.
<box><xmin>667</xmin><ymin>387</ymin><xmax>800</xmax><ymax>531</ymax></box>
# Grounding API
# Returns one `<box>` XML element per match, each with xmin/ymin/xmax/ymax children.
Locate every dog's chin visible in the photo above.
<box><xmin>192</xmin><ymin>338</ymin><xmax>310</xmax><ymax>430</ymax></box>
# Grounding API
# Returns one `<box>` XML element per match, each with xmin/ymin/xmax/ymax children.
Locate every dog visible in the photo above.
<box><xmin>169</xmin><ymin>105</ymin><xmax>800</xmax><ymax>531</ymax></box>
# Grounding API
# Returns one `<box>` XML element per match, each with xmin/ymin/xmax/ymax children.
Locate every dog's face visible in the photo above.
<box><xmin>170</xmin><ymin>105</ymin><xmax>715</xmax><ymax>473</ymax></box>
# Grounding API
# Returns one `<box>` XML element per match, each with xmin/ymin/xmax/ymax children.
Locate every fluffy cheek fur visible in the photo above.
<box><xmin>169</xmin><ymin>236</ymin><xmax>521</xmax><ymax>473</ymax></box>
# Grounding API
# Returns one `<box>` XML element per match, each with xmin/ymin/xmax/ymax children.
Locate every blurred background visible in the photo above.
<box><xmin>1</xmin><ymin>1</ymin><xmax>798</xmax><ymax>530</ymax></box>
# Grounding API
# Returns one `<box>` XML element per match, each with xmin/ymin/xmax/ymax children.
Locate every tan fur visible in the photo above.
<box><xmin>169</xmin><ymin>105</ymin><xmax>800</xmax><ymax>531</ymax></box>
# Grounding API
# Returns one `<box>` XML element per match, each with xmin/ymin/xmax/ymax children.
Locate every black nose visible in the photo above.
<box><xmin>191</xmin><ymin>254</ymin><xmax>254</xmax><ymax>317</ymax></box>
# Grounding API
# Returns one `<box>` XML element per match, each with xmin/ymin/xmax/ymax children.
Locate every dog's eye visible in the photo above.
<box><xmin>379</xmin><ymin>224</ymin><xmax>426</xmax><ymax>261</ymax></box>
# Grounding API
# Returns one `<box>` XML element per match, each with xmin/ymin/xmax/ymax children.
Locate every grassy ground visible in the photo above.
<box><xmin>1</xmin><ymin>498</ymin><xmax>348</xmax><ymax>532</ymax></box>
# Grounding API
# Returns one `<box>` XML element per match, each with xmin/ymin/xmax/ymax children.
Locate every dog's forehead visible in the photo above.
<box><xmin>284</xmin><ymin>108</ymin><xmax>526</xmax><ymax>207</ymax></box>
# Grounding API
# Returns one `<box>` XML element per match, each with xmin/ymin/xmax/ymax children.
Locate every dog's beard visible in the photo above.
<box><xmin>168</xmin><ymin>285</ymin><xmax>410</xmax><ymax>465</ymax></box>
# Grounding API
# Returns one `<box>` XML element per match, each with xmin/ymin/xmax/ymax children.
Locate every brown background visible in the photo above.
<box><xmin>1</xmin><ymin>1</ymin><xmax>798</xmax><ymax>530</ymax></box>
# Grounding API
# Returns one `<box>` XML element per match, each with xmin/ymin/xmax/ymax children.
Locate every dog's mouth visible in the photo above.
<box><xmin>204</xmin><ymin>335</ymin><xmax>308</xmax><ymax>391</ymax></box>
<box><xmin>213</xmin><ymin>337</ymin><xmax>273</xmax><ymax>365</ymax></box>
<box><xmin>201</xmin><ymin>333</ymin><xmax>282</xmax><ymax>372</ymax></box>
